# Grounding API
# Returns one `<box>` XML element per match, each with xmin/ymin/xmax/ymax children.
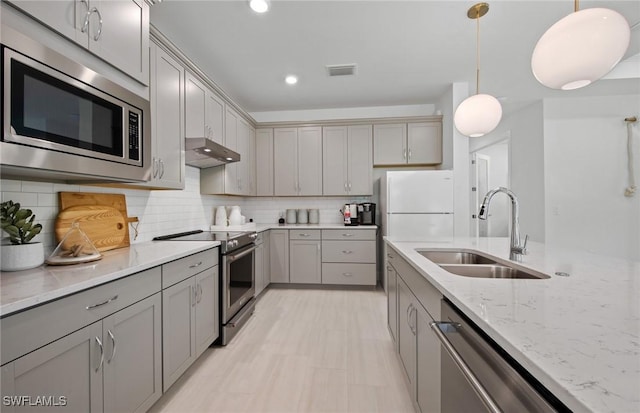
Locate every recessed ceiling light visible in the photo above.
<box><xmin>249</xmin><ymin>0</ymin><xmax>269</xmax><ymax>13</ymax></box>
<box><xmin>285</xmin><ymin>75</ymin><xmax>298</xmax><ymax>85</ymax></box>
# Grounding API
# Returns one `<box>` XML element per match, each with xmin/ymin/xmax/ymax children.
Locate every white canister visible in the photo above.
<box><xmin>297</xmin><ymin>209</ymin><xmax>308</xmax><ymax>224</ymax></box>
<box><xmin>215</xmin><ymin>206</ymin><xmax>228</xmax><ymax>226</ymax></box>
<box><xmin>308</xmin><ymin>209</ymin><xmax>319</xmax><ymax>224</ymax></box>
<box><xmin>229</xmin><ymin>206</ymin><xmax>242</xmax><ymax>226</ymax></box>
<box><xmin>286</xmin><ymin>209</ymin><xmax>297</xmax><ymax>224</ymax></box>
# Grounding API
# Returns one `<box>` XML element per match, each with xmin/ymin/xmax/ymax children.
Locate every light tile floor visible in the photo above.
<box><xmin>149</xmin><ymin>287</ymin><xmax>414</xmax><ymax>413</ymax></box>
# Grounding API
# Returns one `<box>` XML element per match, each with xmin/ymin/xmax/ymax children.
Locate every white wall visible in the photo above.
<box><xmin>474</xmin><ymin>141</ymin><xmax>510</xmax><ymax>236</ymax></box>
<box><xmin>543</xmin><ymin>94</ymin><xmax>640</xmax><ymax>261</ymax></box>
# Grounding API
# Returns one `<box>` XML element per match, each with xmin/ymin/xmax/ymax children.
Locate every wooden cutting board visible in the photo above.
<box><xmin>55</xmin><ymin>206</ymin><xmax>127</xmax><ymax>252</ymax></box>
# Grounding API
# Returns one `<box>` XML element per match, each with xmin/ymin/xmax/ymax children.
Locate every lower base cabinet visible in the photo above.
<box><xmin>255</xmin><ymin>232</ymin><xmax>270</xmax><ymax>295</ymax></box>
<box><xmin>387</xmin><ymin>263</ymin><xmax>398</xmax><ymax>346</ymax></box>
<box><xmin>290</xmin><ymin>240</ymin><xmax>322</xmax><ymax>284</ymax></box>
<box><xmin>397</xmin><ymin>276</ymin><xmax>417</xmax><ymax>402</ymax></box>
<box><xmin>1</xmin><ymin>293</ymin><xmax>162</xmax><ymax>413</ymax></box>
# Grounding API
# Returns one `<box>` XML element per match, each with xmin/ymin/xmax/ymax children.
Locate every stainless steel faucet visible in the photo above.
<box><xmin>478</xmin><ymin>187</ymin><xmax>528</xmax><ymax>260</ymax></box>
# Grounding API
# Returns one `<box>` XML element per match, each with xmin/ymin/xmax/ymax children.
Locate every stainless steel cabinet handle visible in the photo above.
<box><xmin>107</xmin><ymin>330</ymin><xmax>116</xmax><ymax>363</ymax></box>
<box><xmin>197</xmin><ymin>284</ymin><xmax>203</xmax><ymax>304</ymax></box>
<box><xmin>80</xmin><ymin>0</ymin><xmax>91</xmax><ymax>33</ymax></box>
<box><xmin>403</xmin><ymin>149</ymin><xmax>407</xmax><ymax>159</ymax></box>
<box><xmin>342</xmin><ymin>233</ymin><xmax>354</xmax><ymax>237</ymax></box>
<box><xmin>90</xmin><ymin>7</ymin><xmax>103</xmax><ymax>41</ymax></box>
<box><xmin>189</xmin><ymin>261</ymin><xmax>203</xmax><ymax>269</ymax></box>
<box><xmin>342</xmin><ymin>250</ymin><xmax>353</xmax><ymax>254</ymax></box>
<box><xmin>348</xmin><ymin>182</ymin><xmax>352</xmax><ymax>190</ymax></box>
<box><xmin>299</xmin><ymin>233</ymin><xmax>311</xmax><ymax>237</ymax></box>
<box><xmin>430</xmin><ymin>322</ymin><xmax>502</xmax><ymax>413</ymax></box>
<box><xmin>342</xmin><ymin>272</ymin><xmax>353</xmax><ymax>277</ymax></box>
<box><xmin>95</xmin><ymin>336</ymin><xmax>104</xmax><ymax>372</ymax></box>
<box><xmin>408</xmin><ymin>149</ymin><xmax>412</xmax><ymax>160</ymax></box>
<box><xmin>406</xmin><ymin>304</ymin><xmax>413</xmax><ymax>330</ymax></box>
<box><xmin>387</xmin><ymin>253</ymin><xmax>393</xmax><ymax>258</ymax></box>
<box><xmin>152</xmin><ymin>158</ymin><xmax>158</xmax><ymax>178</ymax></box>
<box><xmin>86</xmin><ymin>295</ymin><xmax>118</xmax><ymax>310</ymax></box>
<box><xmin>159</xmin><ymin>159</ymin><xmax>165</xmax><ymax>179</ymax></box>
<box><xmin>191</xmin><ymin>285</ymin><xmax>196</xmax><ymax>307</ymax></box>
<box><xmin>344</xmin><ymin>182</ymin><xmax>348</xmax><ymax>192</ymax></box>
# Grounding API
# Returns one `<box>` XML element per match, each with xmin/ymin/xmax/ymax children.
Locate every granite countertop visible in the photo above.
<box><xmin>386</xmin><ymin>237</ymin><xmax>640</xmax><ymax>413</ymax></box>
<box><xmin>255</xmin><ymin>223</ymin><xmax>378</xmax><ymax>232</ymax></box>
<box><xmin>0</xmin><ymin>240</ymin><xmax>219</xmax><ymax>317</ymax></box>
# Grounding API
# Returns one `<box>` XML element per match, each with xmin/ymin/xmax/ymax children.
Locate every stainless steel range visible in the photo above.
<box><xmin>154</xmin><ymin>230</ymin><xmax>257</xmax><ymax>345</ymax></box>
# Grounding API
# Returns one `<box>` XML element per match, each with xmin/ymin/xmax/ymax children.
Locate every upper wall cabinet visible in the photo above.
<box><xmin>255</xmin><ymin>128</ymin><xmax>274</xmax><ymax>196</ymax></box>
<box><xmin>9</xmin><ymin>0</ymin><xmax>150</xmax><ymax>85</ymax></box>
<box><xmin>323</xmin><ymin>125</ymin><xmax>373</xmax><ymax>196</ymax></box>
<box><xmin>274</xmin><ymin>127</ymin><xmax>323</xmax><ymax>196</ymax></box>
<box><xmin>373</xmin><ymin>121</ymin><xmax>442</xmax><ymax>166</ymax></box>
<box><xmin>185</xmin><ymin>73</ymin><xmax>225</xmax><ymax>145</ymax></box>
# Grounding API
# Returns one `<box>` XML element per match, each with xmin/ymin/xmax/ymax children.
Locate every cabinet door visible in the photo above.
<box><xmin>224</xmin><ymin>108</ymin><xmax>239</xmax><ymax>194</ymax></box>
<box><xmin>263</xmin><ymin>234</ymin><xmax>271</xmax><ymax>286</ymax></box>
<box><xmin>1</xmin><ymin>322</ymin><xmax>103</xmax><ymax>413</ymax></box>
<box><xmin>103</xmin><ymin>294</ymin><xmax>162</xmax><ymax>413</ymax></box>
<box><xmin>205</xmin><ymin>92</ymin><xmax>225</xmax><ymax>145</ymax></box>
<box><xmin>8</xmin><ymin>0</ymin><xmax>88</xmax><ymax>47</ymax></box>
<box><xmin>248</xmin><ymin>127</ymin><xmax>257</xmax><ymax>196</ymax></box>
<box><xmin>387</xmin><ymin>264</ymin><xmax>398</xmax><ymax>345</ymax></box>
<box><xmin>290</xmin><ymin>240</ymin><xmax>321</xmax><ymax>284</ymax></box>
<box><xmin>297</xmin><ymin>127</ymin><xmax>323</xmax><ymax>196</ymax></box>
<box><xmin>162</xmin><ymin>277</ymin><xmax>196</xmax><ymax>392</ymax></box>
<box><xmin>269</xmin><ymin>229</ymin><xmax>289</xmax><ymax>283</ymax></box>
<box><xmin>416</xmin><ymin>305</ymin><xmax>441</xmax><ymax>413</ymax></box>
<box><xmin>254</xmin><ymin>242</ymin><xmax>265</xmax><ymax>295</ymax></box>
<box><xmin>347</xmin><ymin>125</ymin><xmax>373</xmax><ymax>195</ymax></box>
<box><xmin>407</xmin><ymin>122</ymin><xmax>442</xmax><ymax>165</ymax></box>
<box><xmin>89</xmin><ymin>0</ymin><xmax>149</xmax><ymax>84</ymax></box>
<box><xmin>236</xmin><ymin>118</ymin><xmax>251</xmax><ymax>195</ymax></box>
<box><xmin>150</xmin><ymin>43</ymin><xmax>184</xmax><ymax>188</ymax></box>
<box><xmin>373</xmin><ymin>124</ymin><xmax>407</xmax><ymax>165</ymax></box>
<box><xmin>397</xmin><ymin>276</ymin><xmax>417</xmax><ymax>402</ymax></box>
<box><xmin>273</xmin><ymin>128</ymin><xmax>298</xmax><ymax>196</ymax></box>
<box><xmin>195</xmin><ymin>267</ymin><xmax>219</xmax><ymax>357</ymax></box>
<box><xmin>256</xmin><ymin>129</ymin><xmax>274</xmax><ymax>196</ymax></box>
<box><xmin>322</xmin><ymin>126</ymin><xmax>348</xmax><ymax>196</ymax></box>
<box><xmin>185</xmin><ymin>73</ymin><xmax>207</xmax><ymax>139</ymax></box>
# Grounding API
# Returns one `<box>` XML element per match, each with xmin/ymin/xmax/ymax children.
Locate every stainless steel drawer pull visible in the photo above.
<box><xmin>342</xmin><ymin>250</ymin><xmax>353</xmax><ymax>254</ymax></box>
<box><xmin>430</xmin><ymin>322</ymin><xmax>502</xmax><ymax>413</ymax></box>
<box><xmin>189</xmin><ymin>261</ymin><xmax>203</xmax><ymax>269</ymax></box>
<box><xmin>86</xmin><ymin>295</ymin><xmax>118</xmax><ymax>310</ymax></box>
<box><xmin>95</xmin><ymin>336</ymin><xmax>104</xmax><ymax>372</ymax></box>
<box><xmin>299</xmin><ymin>233</ymin><xmax>311</xmax><ymax>237</ymax></box>
<box><xmin>107</xmin><ymin>330</ymin><xmax>116</xmax><ymax>363</ymax></box>
<box><xmin>342</xmin><ymin>272</ymin><xmax>353</xmax><ymax>277</ymax></box>
<box><xmin>342</xmin><ymin>233</ymin><xmax>354</xmax><ymax>237</ymax></box>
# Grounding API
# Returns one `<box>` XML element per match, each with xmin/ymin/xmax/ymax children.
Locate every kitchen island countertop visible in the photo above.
<box><xmin>386</xmin><ymin>237</ymin><xmax>639</xmax><ymax>413</ymax></box>
<box><xmin>1</xmin><ymin>240</ymin><xmax>219</xmax><ymax>317</ymax></box>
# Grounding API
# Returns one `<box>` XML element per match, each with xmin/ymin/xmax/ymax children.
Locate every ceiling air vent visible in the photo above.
<box><xmin>326</xmin><ymin>64</ymin><xmax>357</xmax><ymax>77</ymax></box>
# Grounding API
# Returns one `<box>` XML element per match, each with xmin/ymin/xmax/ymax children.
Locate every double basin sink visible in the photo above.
<box><xmin>417</xmin><ymin>250</ymin><xmax>549</xmax><ymax>279</ymax></box>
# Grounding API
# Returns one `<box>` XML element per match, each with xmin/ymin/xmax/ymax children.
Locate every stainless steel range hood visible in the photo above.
<box><xmin>185</xmin><ymin>138</ymin><xmax>240</xmax><ymax>168</ymax></box>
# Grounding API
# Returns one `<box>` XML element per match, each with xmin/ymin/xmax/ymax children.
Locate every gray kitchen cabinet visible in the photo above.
<box><xmin>387</xmin><ymin>262</ymin><xmax>398</xmax><ymax>346</ymax></box>
<box><xmin>185</xmin><ymin>72</ymin><xmax>224</xmax><ymax>145</ymax></box>
<box><xmin>269</xmin><ymin>229</ymin><xmax>289</xmax><ymax>283</ymax></box>
<box><xmin>273</xmin><ymin>127</ymin><xmax>322</xmax><ymax>196</ymax></box>
<box><xmin>147</xmin><ymin>42</ymin><xmax>185</xmax><ymax>189</ymax></box>
<box><xmin>255</xmin><ymin>231</ymin><xmax>271</xmax><ymax>295</ymax></box>
<box><xmin>416</xmin><ymin>303</ymin><xmax>441</xmax><ymax>413</ymax></box>
<box><xmin>162</xmin><ymin>264</ymin><xmax>219</xmax><ymax>392</ymax></box>
<box><xmin>1</xmin><ymin>293</ymin><xmax>162</xmax><ymax>413</ymax></box>
<box><xmin>321</xmin><ymin>228</ymin><xmax>377</xmax><ymax>286</ymax></box>
<box><xmin>374</xmin><ymin>120</ymin><xmax>442</xmax><ymax>166</ymax></box>
<box><xmin>322</xmin><ymin>125</ymin><xmax>373</xmax><ymax>196</ymax></box>
<box><xmin>8</xmin><ymin>0</ymin><xmax>150</xmax><ymax>84</ymax></box>
<box><xmin>290</xmin><ymin>239</ymin><xmax>322</xmax><ymax>284</ymax></box>
<box><xmin>256</xmin><ymin>128</ymin><xmax>274</xmax><ymax>196</ymax></box>
<box><xmin>397</xmin><ymin>275</ymin><xmax>418</xmax><ymax>405</ymax></box>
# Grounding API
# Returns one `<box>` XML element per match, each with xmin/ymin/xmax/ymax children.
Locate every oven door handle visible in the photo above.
<box><xmin>430</xmin><ymin>321</ymin><xmax>502</xmax><ymax>413</ymax></box>
<box><xmin>226</xmin><ymin>244</ymin><xmax>257</xmax><ymax>263</ymax></box>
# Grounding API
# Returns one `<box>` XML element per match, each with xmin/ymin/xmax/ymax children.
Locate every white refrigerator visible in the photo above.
<box><xmin>380</xmin><ymin>170</ymin><xmax>454</xmax><ymax>240</ymax></box>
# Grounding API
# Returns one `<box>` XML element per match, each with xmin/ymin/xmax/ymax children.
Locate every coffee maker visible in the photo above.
<box><xmin>342</xmin><ymin>203</ymin><xmax>359</xmax><ymax>226</ymax></box>
<box><xmin>358</xmin><ymin>203</ymin><xmax>376</xmax><ymax>225</ymax></box>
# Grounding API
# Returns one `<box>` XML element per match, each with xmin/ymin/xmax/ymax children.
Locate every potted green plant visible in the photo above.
<box><xmin>1</xmin><ymin>200</ymin><xmax>44</xmax><ymax>271</ymax></box>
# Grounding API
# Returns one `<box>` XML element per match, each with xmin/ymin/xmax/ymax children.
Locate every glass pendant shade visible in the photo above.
<box><xmin>454</xmin><ymin>94</ymin><xmax>503</xmax><ymax>138</ymax></box>
<box><xmin>531</xmin><ymin>8</ymin><xmax>630</xmax><ymax>90</ymax></box>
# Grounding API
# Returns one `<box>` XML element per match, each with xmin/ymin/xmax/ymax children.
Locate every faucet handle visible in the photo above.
<box><xmin>520</xmin><ymin>234</ymin><xmax>529</xmax><ymax>254</ymax></box>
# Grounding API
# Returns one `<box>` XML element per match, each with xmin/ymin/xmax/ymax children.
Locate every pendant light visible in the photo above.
<box><xmin>531</xmin><ymin>0</ymin><xmax>630</xmax><ymax>90</ymax></box>
<box><xmin>454</xmin><ymin>3</ymin><xmax>502</xmax><ymax>138</ymax></box>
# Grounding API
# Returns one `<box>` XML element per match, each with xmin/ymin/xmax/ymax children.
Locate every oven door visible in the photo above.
<box><xmin>222</xmin><ymin>244</ymin><xmax>256</xmax><ymax>324</ymax></box>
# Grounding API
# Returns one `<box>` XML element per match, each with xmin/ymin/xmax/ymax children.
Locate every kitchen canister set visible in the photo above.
<box><xmin>286</xmin><ymin>209</ymin><xmax>319</xmax><ymax>224</ymax></box>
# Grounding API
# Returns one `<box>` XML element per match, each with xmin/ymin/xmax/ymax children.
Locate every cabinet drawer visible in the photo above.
<box><xmin>289</xmin><ymin>229</ymin><xmax>321</xmax><ymax>240</ymax></box>
<box><xmin>322</xmin><ymin>263</ymin><xmax>376</xmax><ymax>285</ymax></box>
<box><xmin>1</xmin><ymin>267</ymin><xmax>161</xmax><ymax>365</ymax></box>
<box><xmin>322</xmin><ymin>229</ymin><xmax>376</xmax><ymax>240</ymax></box>
<box><xmin>255</xmin><ymin>232</ymin><xmax>265</xmax><ymax>245</ymax></box>
<box><xmin>322</xmin><ymin>240</ymin><xmax>376</xmax><ymax>263</ymax></box>
<box><xmin>162</xmin><ymin>248</ymin><xmax>218</xmax><ymax>288</ymax></box>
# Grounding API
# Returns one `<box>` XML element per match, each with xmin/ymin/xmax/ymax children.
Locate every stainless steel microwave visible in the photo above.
<box><xmin>1</xmin><ymin>28</ymin><xmax>151</xmax><ymax>182</ymax></box>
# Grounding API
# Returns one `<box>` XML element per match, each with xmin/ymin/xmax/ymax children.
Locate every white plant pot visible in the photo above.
<box><xmin>1</xmin><ymin>242</ymin><xmax>45</xmax><ymax>272</ymax></box>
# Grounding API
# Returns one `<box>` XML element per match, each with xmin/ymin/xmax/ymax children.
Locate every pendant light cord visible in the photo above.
<box><xmin>476</xmin><ymin>15</ymin><xmax>480</xmax><ymax>95</ymax></box>
<box><xmin>574</xmin><ymin>0</ymin><xmax>579</xmax><ymax>12</ymax></box>
<box><xmin>624</xmin><ymin>119</ymin><xmax>637</xmax><ymax>197</ymax></box>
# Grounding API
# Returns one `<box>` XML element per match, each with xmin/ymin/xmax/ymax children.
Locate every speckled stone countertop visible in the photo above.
<box><xmin>386</xmin><ymin>237</ymin><xmax>640</xmax><ymax>413</ymax></box>
<box><xmin>0</xmin><ymin>241</ymin><xmax>219</xmax><ymax>317</ymax></box>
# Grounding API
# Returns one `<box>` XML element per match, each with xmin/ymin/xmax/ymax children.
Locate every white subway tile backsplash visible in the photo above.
<box><xmin>37</xmin><ymin>193</ymin><xmax>56</xmax><ymax>207</ymax></box>
<box><xmin>20</xmin><ymin>181</ymin><xmax>54</xmax><ymax>193</ymax></box>
<box><xmin>2</xmin><ymin>192</ymin><xmax>39</xmax><ymax>206</ymax></box>
<box><xmin>1</xmin><ymin>180</ymin><xmax>22</xmax><ymax>192</ymax></box>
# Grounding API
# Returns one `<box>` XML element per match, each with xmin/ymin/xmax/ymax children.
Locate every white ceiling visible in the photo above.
<box><xmin>150</xmin><ymin>1</ymin><xmax>640</xmax><ymax>116</ymax></box>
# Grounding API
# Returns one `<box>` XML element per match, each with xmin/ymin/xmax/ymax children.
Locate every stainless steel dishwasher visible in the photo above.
<box><xmin>431</xmin><ymin>299</ymin><xmax>569</xmax><ymax>413</ymax></box>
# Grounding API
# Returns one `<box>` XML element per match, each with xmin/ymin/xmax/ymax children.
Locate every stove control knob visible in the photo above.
<box><xmin>249</xmin><ymin>233</ymin><xmax>257</xmax><ymax>239</ymax></box>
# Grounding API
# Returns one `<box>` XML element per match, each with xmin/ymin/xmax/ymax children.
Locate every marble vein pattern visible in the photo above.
<box><xmin>387</xmin><ymin>237</ymin><xmax>640</xmax><ymax>413</ymax></box>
